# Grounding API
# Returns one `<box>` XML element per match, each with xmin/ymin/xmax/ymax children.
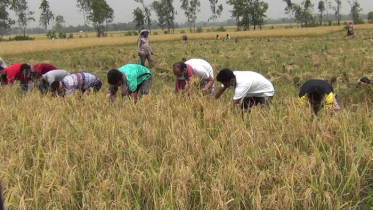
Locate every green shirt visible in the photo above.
<box><xmin>118</xmin><ymin>64</ymin><xmax>151</xmax><ymax>92</ymax></box>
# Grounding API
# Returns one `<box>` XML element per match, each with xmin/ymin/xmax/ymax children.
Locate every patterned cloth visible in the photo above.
<box><xmin>61</xmin><ymin>72</ymin><xmax>102</xmax><ymax>96</ymax></box>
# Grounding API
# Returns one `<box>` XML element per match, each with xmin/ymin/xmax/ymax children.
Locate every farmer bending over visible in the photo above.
<box><xmin>51</xmin><ymin>72</ymin><xmax>102</xmax><ymax>97</ymax></box>
<box><xmin>107</xmin><ymin>64</ymin><xmax>152</xmax><ymax>103</ymax></box>
<box><xmin>35</xmin><ymin>70</ymin><xmax>70</xmax><ymax>94</ymax></box>
<box><xmin>215</xmin><ymin>69</ymin><xmax>275</xmax><ymax>110</ymax></box>
<box><xmin>173</xmin><ymin>58</ymin><xmax>214</xmax><ymax>95</ymax></box>
<box><xmin>299</xmin><ymin>79</ymin><xmax>339</xmax><ymax>115</ymax></box>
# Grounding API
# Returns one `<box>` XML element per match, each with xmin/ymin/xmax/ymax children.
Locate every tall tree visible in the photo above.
<box><xmin>228</xmin><ymin>0</ymin><xmax>268</xmax><ymax>31</ymax></box>
<box><xmin>368</xmin><ymin>12</ymin><xmax>373</xmax><ymax>23</ymax></box>
<box><xmin>208</xmin><ymin>0</ymin><xmax>223</xmax><ymax>25</ymax></box>
<box><xmin>39</xmin><ymin>0</ymin><xmax>54</xmax><ymax>30</ymax></box>
<box><xmin>134</xmin><ymin>0</ymin><xmax>152</xmax><ymax>31</ymax></box>
<box><xmin>0</xmin><ymin>1</ymin><xmax>14</xmax><ymax>36</ymax></box>
<box><xmin>282</xmin><ymin>0</ymin><xmax>315</xmax><ymax>27</ymax></box>
<box><xmin>318</xmin><ymin>0</ymin><xmax>325</xmax><ymax>25</ymax></box>
<box><xmin>87</xmin><ymin>0</ymin><xmax>114</xmax><ymax>37</ymax></box>
<box><xmin>53</xmin><ymin>15</ymin><xmax>65</xmax><ymax>33</ymax></box>
<box><xmin>349</xmin><ymin>0</ymin><xmax>363</xmax><ymax>24</ymax></box>
<box><xmin>11</xmin><ymin>0</ymin><xmax>35</xmax><ymax>37</ymax></box>
<box><xmin>180</xmin><ymin>0</ymin><xmax>200</xmax><ymax>32</ymax></box>
<box><xmin>152</xmin><ymin>0</ymin><xmax>175</xmax><ymax>33</ymax></box>
<box><xmin>133</xmin><ymin>7</ymin><xmax>145</xmax><ymax>29</ymax></box>
<box><xmin>76</xmin><ymin>0</ymin><xmax>91</xmax><ymax>31</ymax></box>
<box><xmin>334</xmin><ymin>0</ymin><xmax>342</xmax><ymax>25</ymax></box>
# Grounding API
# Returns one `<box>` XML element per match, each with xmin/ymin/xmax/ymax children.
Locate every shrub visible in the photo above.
<box><xmin>9</xmin><ymin>35</ymin><xmax>35</xmax><ymax>41</ymax></box>
<box><xmin>180</xmin><ymin>30</ymin><xmax>186</xmax><ymax>34</ymax></box>
<box><xmin>58</xmin><ymin>32</ymin><xmax>67</xmax><ymax>39</ymax></box>
<box><xmin>68</xmin><ymin>33</ymin><xmax>74</xmax><ymax>39</ymax></box>
<box><xmin>163</xmin><ymin>31</ymin><xmax>169</xmax><ymax>34</ymax></box>
<box><xmin>125</xmin><ymin>31</ymin><xmax>132</xmax><ymax>36</ymax></box>
<box><xmin>153</xmin><ymin>32</ymin><xmax>159</xmax><ymax>35</ymax></box>
<box><xmin>196</xmin><ymin>27</ymin><xmax>203</xmax><ymax>33</ymax></box>
<box><xmin>46</xmin><ymin>30</ymin><xmax>56</xmax><ymax>39</ymax></box>
<box><xmin>132</xmin><ymin>31</ymin><xmax>139</xmax><ymax>36</ymax></box>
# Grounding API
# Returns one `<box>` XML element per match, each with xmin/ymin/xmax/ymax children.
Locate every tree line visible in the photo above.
<box><xmin>0</xmin><ymin>0</ymin><xmax>372</xmax><ymax>38</ymax></box>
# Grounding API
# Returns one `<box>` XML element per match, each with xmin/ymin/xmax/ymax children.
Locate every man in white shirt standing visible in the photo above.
<box><xmin>215</xmin><ymin>69</ymin><xmax>275</xmax><ymax>109</ymax></box>
<box><xmin>173</xmin><ymin>58</ymin><xmax>215</xmax><ymax>95</ymax></box>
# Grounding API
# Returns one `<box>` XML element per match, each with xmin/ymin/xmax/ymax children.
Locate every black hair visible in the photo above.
<box><xmin>107</xmin><ymin>69</ymin><xmax>123</xmax><ymax>85</ymax></box>
<box><xmin>20</xmin><ymin>64</ymin><xmax>31</xmax><ymax>73</ymax></box>
<box><xmin>217</xmin><ymin>69</ymin><xmax>235</xmax><ymax>83</ymax></box>
<box><xmin>308</xmin><ymin>86</ymin><xmax>324</xmax><ymax>101</ymax></box>
<box><xmin>50</xmin><ymin>81</ymin><xmax>60</xmax><ymax>92</ymax></box>
<box><xmin>173</xmin><ymin>62</ymin><xmax>187</xmax><ymax>72</ymax></box>
<box><xmin>0</xmin><ymin>66</ymin><xmax>3</xmax><ymax>71</ymax></box>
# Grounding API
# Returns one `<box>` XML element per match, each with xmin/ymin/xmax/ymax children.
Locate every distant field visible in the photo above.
<box><xmin>2</xmin><ymin>25</ymin><xmax>373</xmax><ymax>57</ymax></box>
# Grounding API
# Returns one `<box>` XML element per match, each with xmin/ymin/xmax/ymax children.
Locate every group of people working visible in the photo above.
<box><xmin>0</xmin><ymin>54</ymin><xmax>349</xmax><ymax>115</ymax></box>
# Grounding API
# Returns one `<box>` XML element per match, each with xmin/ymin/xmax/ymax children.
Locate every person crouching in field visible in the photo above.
<box><xmin>173</xmin><ymin>59</ymin><xmax>215</xmax><ymax>95</ymax></box>
<box><xmin>107</xmin><ymin>64</ymin><xmax>152</xmax><ymax>103</ymax></box>
<box><xmin>0</xmin><ymin>63</ymin><xmax>31</xmax><ymax>90</ymax></box>
<box><xmin>299</xmin><ymin>79</ymin><xmax>340</xmax><ymax>115</ymax></box>
<box><xmin>34</xmin><ymin>70</ymin><xmax>70</xmax><ymax>94</ymax></box>
<box><xmin>137</xmin><ymin>29</ymin><xmax>154</xmax><ymax>69</ymax></box>
<box><xmin>51</xmin><ymin>72</ymin><xmax>102</xmax><ymax>97</ymax></box>
<box><xmin>215</xmin><ymin>69</ymin><xmax>275</xmax><ymax>110</ymax></box>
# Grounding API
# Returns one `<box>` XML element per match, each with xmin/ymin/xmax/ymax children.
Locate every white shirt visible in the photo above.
<box><xmin>185</xmin><ymin>59</ymin><xmax>214</xmax><ymax>80</ymax></box>
<box><xmin>232</xmin><ymin>71</ymin><xmax>274</xmax><ymax>100</ymax></box>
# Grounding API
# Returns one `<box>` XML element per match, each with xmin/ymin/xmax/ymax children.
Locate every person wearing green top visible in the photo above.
<box><xmin>107</xmin><ymin>64</ymin><xmax>152</xmax><ymax>103</ymax></box>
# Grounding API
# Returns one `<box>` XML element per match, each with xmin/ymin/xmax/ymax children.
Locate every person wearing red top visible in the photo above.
<box><xmin>32</xmin><ymin>63</ymin><xmax>57</xmax><ymax>75</ymax></box>
<box><xmin>1</xmin><ymin>63</ymin><xmax>32</xmax><ymax>91</ymax></box>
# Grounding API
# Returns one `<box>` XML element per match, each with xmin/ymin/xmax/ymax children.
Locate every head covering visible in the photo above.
<box><xmin>140</xmin><ymin>29</ymin><xmax>150</xmax><ymax>35</ymax></box>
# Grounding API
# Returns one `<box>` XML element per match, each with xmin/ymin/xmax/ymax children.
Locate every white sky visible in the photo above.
<box><xmin>16</xmin><ymin>0</ymin><xmax>373</xmax><ymax>27</ymax></box>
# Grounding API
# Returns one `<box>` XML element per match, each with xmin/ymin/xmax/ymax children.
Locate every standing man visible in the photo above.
<box><xmin>34</xmin><ymin>69</ymin><xmax>70</xmax><ymax>94</ymax></box>
<box><xmin>299</xmin><ymin>79</ymin><xmax>337</xmax><ymax>115</ymax></box>
<box><xmin>107</xmin><ymin>64</ymin><xmax>152</xmax><ymax>103</ymax></box>
<box><xmin>51</xmin><ymin>72</ymin><xmax>102</xmax><ymax>97</ymax></box>
<box><xmin>173</xmin><ymin>58</ymin><xmax>215</xmax><ymax>95</ymax></box>
<box><xmin>137</xmin><ymin>29</ymin><xmax>154</xmax><ymax>69</ymax></box>
<box><xmin>215</xmin><ymin>69</ymin><xmax>275</xmax><ymax>109</ymax></box>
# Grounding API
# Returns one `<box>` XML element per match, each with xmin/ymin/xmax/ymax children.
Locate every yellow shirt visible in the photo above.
<box><xmin>299</xmin><ymin>92</ymin><xmax>334</xmax><ymax>109</ymax></box>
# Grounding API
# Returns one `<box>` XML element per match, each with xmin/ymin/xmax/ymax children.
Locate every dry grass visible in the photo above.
<box><xmin>1</xmin><ymin>28</ymin><xmax>373</xmax><ymax>209</ymax></box>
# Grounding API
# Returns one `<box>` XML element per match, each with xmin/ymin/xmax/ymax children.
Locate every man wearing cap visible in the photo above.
<box><xmin>137</xmin><ymin>29</ymin><xmax>154</xmax><ymax>69</ymax></box>
<box><xmin>51</xmin><ymin>72</ymin><xmax>102</xmax><ymax>97</ymax></box>
<box><xmin>106</xmin><ymin>64</ymin><xmax>152</xmax><ymax>103</ymax></box>
<box><xmin>299</xmin><ymin>79</ymin><xmax>338</xmax><ymax>115</ymax></box>
<box><xmin>215</xmin><ymin>69</ymin><xmax>275</xmax><ymax>109</ymax></box>
<box><xmin>173</xmin><ymin>58</ymin><xmax>215</xmax><ymax>95</ymax></box>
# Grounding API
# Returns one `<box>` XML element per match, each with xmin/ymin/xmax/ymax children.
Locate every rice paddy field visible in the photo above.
<box><xmin>1</xmin><ymin>25</ymin><xmax>373</xmax><ymax>209</ymax></box>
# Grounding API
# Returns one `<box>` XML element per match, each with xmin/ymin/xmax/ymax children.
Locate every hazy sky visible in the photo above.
<box><xmin>18</xmin><ymin>0</ymin><xmax>373</xmax><ymax>27</ymax></box>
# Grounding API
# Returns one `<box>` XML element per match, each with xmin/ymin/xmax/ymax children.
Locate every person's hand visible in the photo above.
<box><xmin>151</xmin><ymin>51</ymin><xmax>155</xmax><ymax>55</ymax></box>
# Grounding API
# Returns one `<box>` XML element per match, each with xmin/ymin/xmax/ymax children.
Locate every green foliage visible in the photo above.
<box><xmin>53</xmin><ymin>15</ymin><xmax>65</xmax><ymax>33</ymax></box>
<box><xmin>152</xmin><ymin>0</ymin><xmax>176</xmax><ymax>33</ymax></box>
<box><xmin>153</xmin><ymin>31</ymin><xmax>158</xmax><ymax>35</ymax></box>
<box><xmin>132</xmin><ymin>7</ymin><xmax>145</xmax><ymax>30</ymax></box>
<box><xmin>208</xmin><ymin>0</ymin><xmax>223</xmax><ymax>23</ymax></box>
<box><xmin>213</xmin><ymin>26</ymin><xmax>226</xmax><ymax>32</ymax></box>
<box><xmin>196</xmin><ymin>27</ymin><xmax>203</xmax><ymax>33</ymax></box>
<box><xmin>181</xmin><ymin>0</ymin><xmax>201</xmax><ymax>32</ymax></box>
<box><xmin>46</xmin><ymin>30</ymin><xmax>56</xmax><ymax>39</ymax></box>
<box><xmin>11</xmin><ymin>0</ymin><xmax>35</xmax><ymax>37</ymax></box>
<box><xmin>349</xmin><ymin>0</ymin><xmax>364</xmax><ymax>25</ymax></box>
<box><xmin>227</xmin><ymin>0</ymin><xmax>269</xmax><ymax>30</ymax></box>
<box><xmin>180</xmin><ymin>30</ymin><xmax>186</xmax><ymax>34</ymax></box>
<box><xmin>87</xmin><ymin>0</ymin><xmax>114</xmax><ymax>37</ymax></box>
<box><xmin>8</xmin><ymin>35</ymin><xmax>34</xmax><ymax>41</ymax></box>
<box><xmin>58</xmin><ymin>32</ymin><xmax>66</xmax><ymax>39</ymax></box>
<box><xmin>368</xmin><ymin>12</ymin><xmax>373</xmax><ymax>24</ymax></box>
<box><xmin>318</xmin><ymin>1</ymin><xmax>325</xmax><ymax>24</ymax></box>
<box><xmin>334</xmin><ymin>0</ymin><xmax>342</xmax><ymax>25</ymax></box>
<box><xmin>39</xmin><ymin>0</ymin><xmax>54</xmax><ymax>29</ymax></box>
<box><xmin>68</xmin><ymin>33</ymin><xmax>74</xmax><ymax>39</ymax></box>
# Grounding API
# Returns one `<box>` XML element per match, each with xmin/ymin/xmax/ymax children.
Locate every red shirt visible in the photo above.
<box><xmin>4</xmin><ymin>63</ymin><xmax>27</xmax><ymax>84</ymax></box>
<box><xmin>33</xmin><ymin>63</ymin><xmax>57</xmax><ymax>75</ymax></box>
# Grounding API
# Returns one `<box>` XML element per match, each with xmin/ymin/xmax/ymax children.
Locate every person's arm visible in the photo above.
<box><xmin>131</xmin><ymin>92</ymin><xmax>138</xmax><ymax>103</ymax></box>
<box><xmin>215</xmin><ymin>86</ymin><xmax>227</xmax><ymax>99</ymax></box>
<box><xmin>202</xmin><ymin>76</ymin><xmax>214</xmax><ymax>92</ymax></box>
<box><xmin>106</xmin><ymin>85</ymin><xmax>118</xmax><ymax>102</ymax></box>
<box><xmin>231</xmin><ymin>99</ymin><xmax>241</xmax><ymax>107</ymax></box>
